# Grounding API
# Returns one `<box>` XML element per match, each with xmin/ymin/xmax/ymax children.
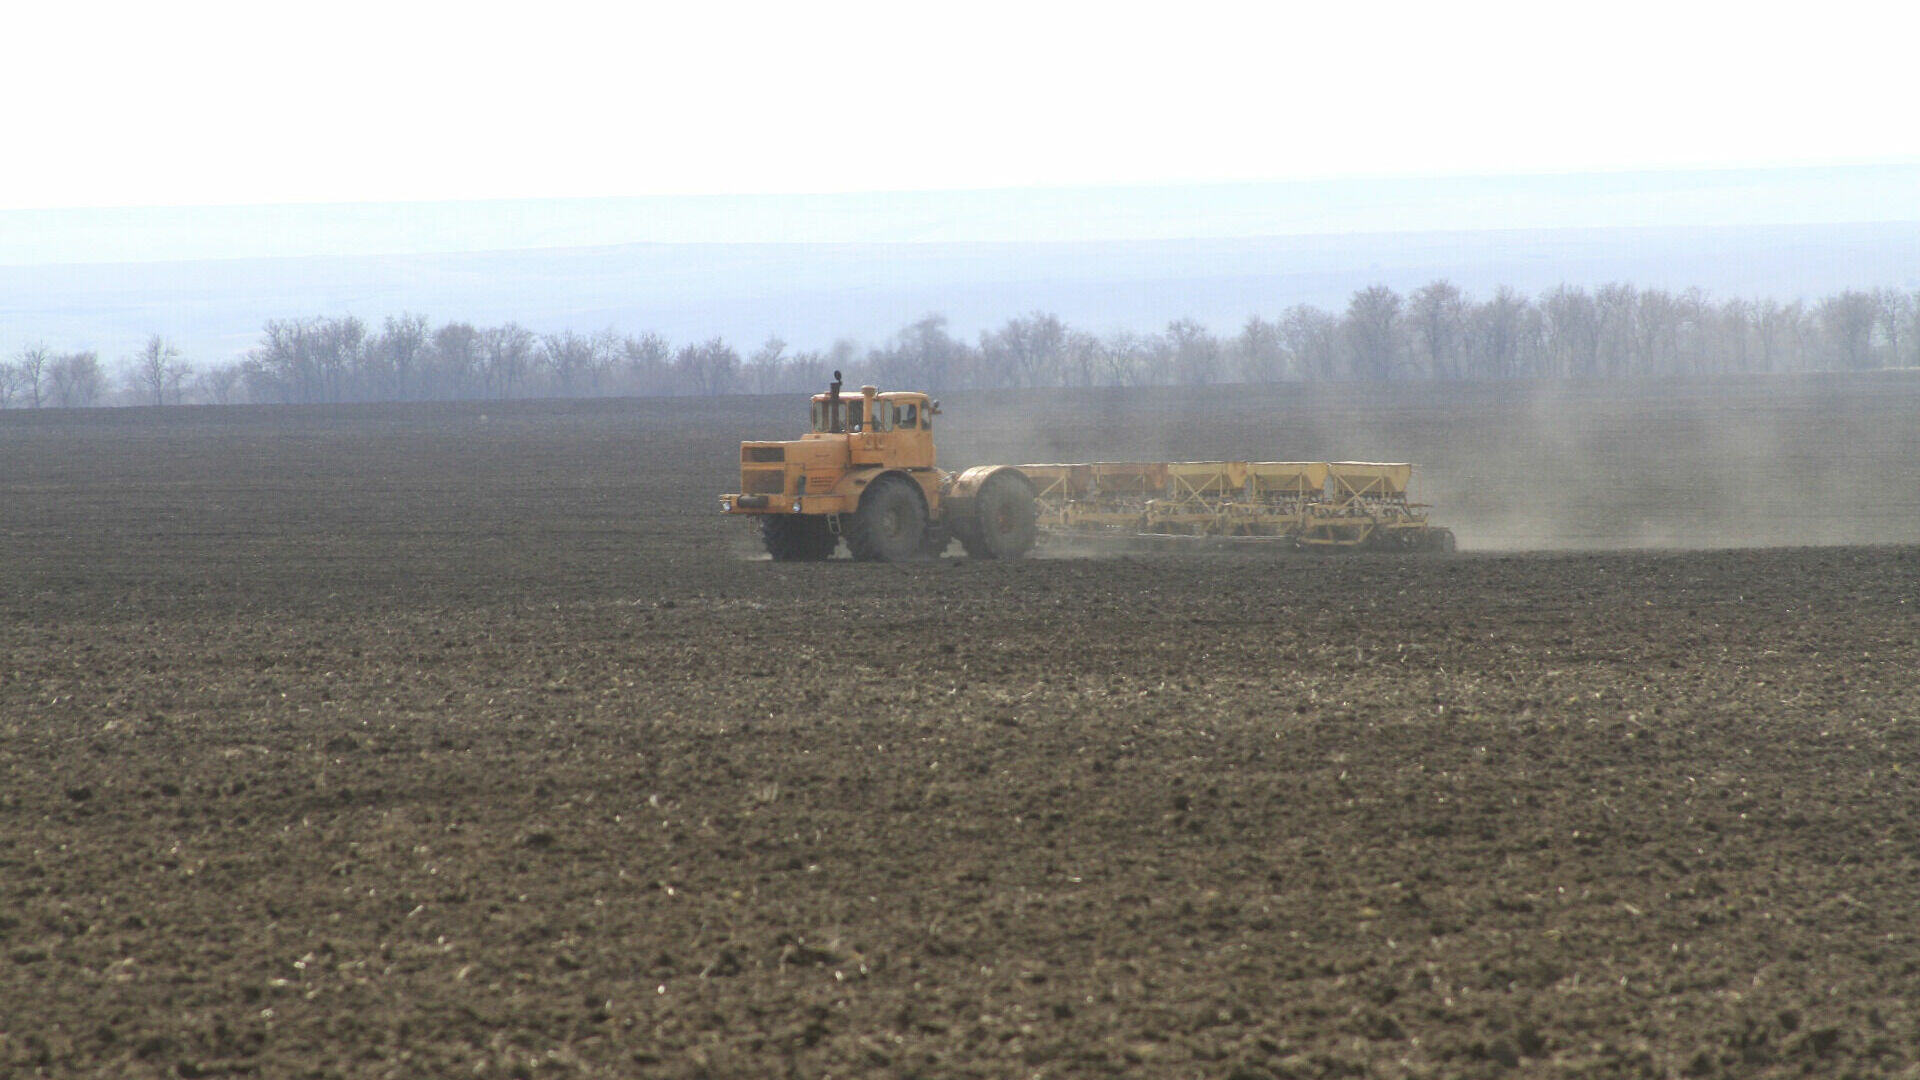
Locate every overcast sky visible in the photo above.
<box><xmin>3</xmin><ymin>1</ymin><xmax>1917</xmax><ymax>254</ymax></box>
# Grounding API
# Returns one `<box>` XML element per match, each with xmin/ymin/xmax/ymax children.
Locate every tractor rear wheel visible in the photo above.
<box><xmin>845</xmin><ymin>475</ymin><xmax>927</xmax><ymax>562</ymax></box>
<box><xmin>959</xmin><ymin>471</ymin><xmax>1038</xmax><ymax>559</ymax></box>
<box><xmin>761</xmin><ymin>514</ymin><xmax>839</xmax><ymax>561</ymax></box>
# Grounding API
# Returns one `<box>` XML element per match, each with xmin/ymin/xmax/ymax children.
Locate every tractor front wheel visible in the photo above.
<box><xmin>761</xmin><ymin>514</ymin><xmax>839</xmax><ymax>561</ymax></box>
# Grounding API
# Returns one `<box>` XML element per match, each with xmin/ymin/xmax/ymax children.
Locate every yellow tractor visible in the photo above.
<box><xmin>719</xmin><ymin>372</ymin><xmax>1038</xmax><ymax>561</ymax></box>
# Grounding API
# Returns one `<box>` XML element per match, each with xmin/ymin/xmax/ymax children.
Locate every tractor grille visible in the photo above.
<box><xmin>743</xmin><ymin>446</ymin><xmax>786</xmax><ymax>463</ymax></box>
<box><xmin>743</xmin><ymin>469</ymin><xmax>786</xmax><ymax>494</ymax></box>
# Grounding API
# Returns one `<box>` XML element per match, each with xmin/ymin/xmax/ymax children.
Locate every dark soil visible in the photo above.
<box><xmin>2</xmin><ymin>378</ymin><xmax>1918</xmax><ymax>1078</ymax></box>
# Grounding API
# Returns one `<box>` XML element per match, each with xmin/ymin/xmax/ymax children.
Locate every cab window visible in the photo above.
<box><xmin>895</xmin><ymin>402</ymin><xmax>918</xmax><ymax>429</ymax></box>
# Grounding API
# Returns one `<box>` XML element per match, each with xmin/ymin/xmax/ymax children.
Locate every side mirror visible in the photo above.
<box><xmin>929</xmin><ymin>400</ymin><xmax>942</xmax><ymax>416</ymax></box>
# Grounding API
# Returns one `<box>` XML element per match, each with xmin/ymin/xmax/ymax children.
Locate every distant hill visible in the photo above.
<box><xmin>5</xmin><ymin>221</ymin><xmax>1918</xmax><ymax>367</ymax></box>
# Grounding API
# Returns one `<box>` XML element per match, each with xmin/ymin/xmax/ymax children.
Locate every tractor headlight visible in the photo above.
<box><xmin>719</xmin><ymin>498</ymin><xmax>732</xmax><ymax>513</ymax></box>
<box><xmin>792</xmin><ymin>499</ymin><xmax>804</xmax><ymax>513</ymax></box>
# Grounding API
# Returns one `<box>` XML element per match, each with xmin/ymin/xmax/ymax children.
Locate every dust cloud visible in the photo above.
<box><xmin>927</xmin><ymin>372</ymin><xmax>1920</xmax><ymax>551</ymax></box>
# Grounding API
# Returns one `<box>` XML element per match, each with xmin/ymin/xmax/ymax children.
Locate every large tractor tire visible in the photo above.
<box><xmin>958</xmin><ymin>471</ymin><xmax>1038</xmax><ymax>559</ymax></box>
<box><xmin>845</xmin><ymin>475</ymin><xmax>928</xmax><ymax>562</ymax></box>
<box><xmin>761</xmin><ymin>514</ymin><xmax>839</xmax><ymax>561</ymax></box>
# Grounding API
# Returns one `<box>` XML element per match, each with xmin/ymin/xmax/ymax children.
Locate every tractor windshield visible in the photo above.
<box><xmin>809</xmin><ymin>396</ymin><xmax>862</xmax><ymax>433</ymax></box>
<box><xmin>811</xmin><ymin>394</ymin><xmax>930</xmax><ymax>432</ymax></box>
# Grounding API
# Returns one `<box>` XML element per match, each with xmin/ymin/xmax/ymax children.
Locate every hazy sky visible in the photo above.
<box><xmin>4</xmin><ymin>168</ymin><xmax>1919</xmax><ymax>266</ymax></box>
<box><xmin>7</xmin><ymin>1</ymin><xmax>1918</xmax><ymax>211</ymax></box>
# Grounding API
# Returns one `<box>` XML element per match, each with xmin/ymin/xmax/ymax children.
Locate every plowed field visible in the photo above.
<box><xmin>3</xmin><ymin>376</ymin><xmax>1918</xmax><ymax>1078</ymax></box>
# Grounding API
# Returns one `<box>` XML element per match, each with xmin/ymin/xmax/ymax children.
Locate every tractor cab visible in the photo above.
<box><xmin>806</xmin><ymin>375</ymin><xmax>938</xmax><ymax>471</ymax></box>
<box><xmin>808</xmin><ymin>393</ymin><xmax>932</xmax><ymax>435</ymax></box>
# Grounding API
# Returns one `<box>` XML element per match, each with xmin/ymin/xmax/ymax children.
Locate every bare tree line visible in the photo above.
<box><xmin>0</xmin><ymin>346</ymin><xmax>107</xmax><ymax>408</ymax></box>
<box><xmin>4</xmin><ymin>283</ymin><xmax>1918</xmax><ymax>408</ymax></box>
